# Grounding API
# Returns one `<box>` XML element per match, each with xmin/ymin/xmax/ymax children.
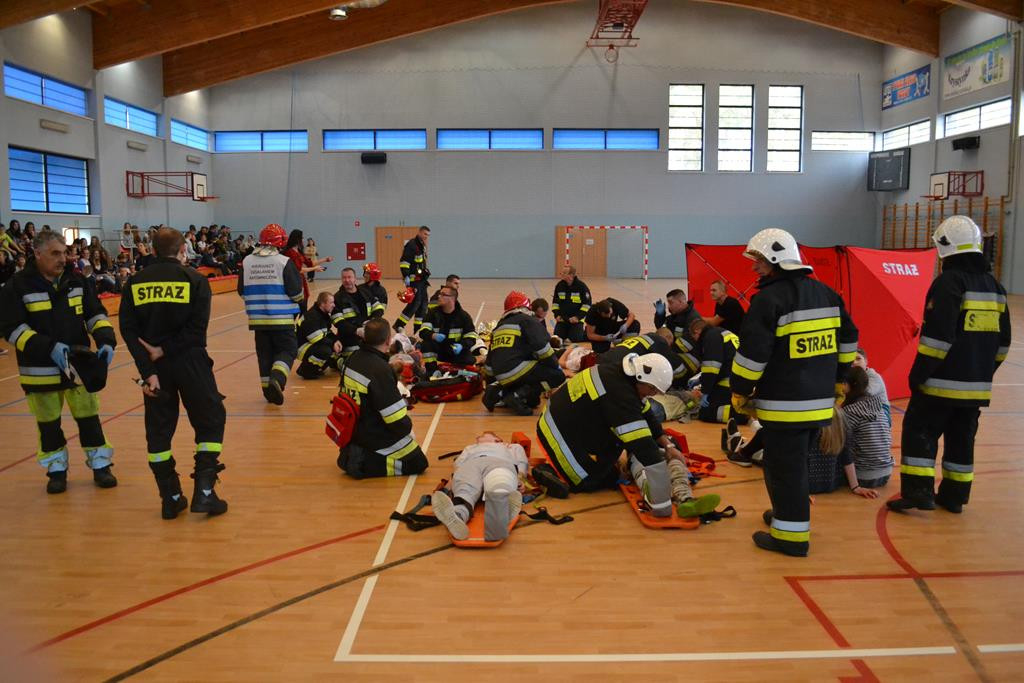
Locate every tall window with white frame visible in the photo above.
<box><xmin>767</xmin><ymin>85</ymin><xmax>803</xmax><ymax>172</ymax></box>
<box><xmin>668</xmin><ymin>84</ymin><xmax>704</xmax><ymax>171</ymax></box>
<box><xmin>718</xmin><ymin>85</ymin><xmax>753</xmax><ymax>172</ymax></box>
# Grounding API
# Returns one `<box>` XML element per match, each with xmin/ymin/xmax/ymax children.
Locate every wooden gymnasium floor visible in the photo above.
<box><xmin>1</xmin><ymin>277</ymin><xmax>1022</xmax><ymax>682</ymax></box>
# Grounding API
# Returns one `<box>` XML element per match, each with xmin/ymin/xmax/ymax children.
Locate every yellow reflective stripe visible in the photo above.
<box><xmin>837</xmin><ymin>351</ymin><xmax>856</xmax><ymax>363</ymax></box>
<box><xmin>91</xmin><ymin>319</ymin><xmax>113</xmax><ymax>331</ymax></box>
<box><xmin>918</xmin><ymin>386</ymin><xmax>991</xmax><ymax>401</ymax></box>
<box><xmin>250</xmin><ymin>319</ymin><xmax>296</xmax><ymax>326</ymax></box>
<box><xmin>942</xmin><ymin>469</ymin><xmax>973</xmax><ymax>482</ymax></box>
<box><xmin>700</xmin><ymin>365</ymin><xmax>720</xmax><ymax>375</ymax></box>
<box><xmin>306</xmin><ymin>330</ymin><xmax>327</xmax><ymax>344</ymax></box>
<box><xmin>16</xmin><ymin>329</ymin><xmax>37</xmax><ymax>351</ymax></box>
<box><xmin>717</xmin><ymin>377</ymin><xmax>730</xmax><ymax>387</ymax></box>
<box><xmin>617</xmin><ymin>426</ymin><xmax>653</xmax><ymax>443</ymax></box>
<box><xmin>771</xmin><ymin>528</ymin><xmax>810</xmax><ymax>543</ymax></box>
<box><xmin>901</xmin><ymin>464</ymin><xmax>935</xmax><ymax>477</ymax></box>
<box><xmin>26</xmin><ymin>300</ymin><xmax>52</xmax><ymax>312</ymax></box>
<box><xmin>776</xmin><ymin>317</ymin><xmax>840</xmax><ymax>337</ymax></box>
<box><xmin>731</xmin><ymin>361</ymin><xmax>763</xmax><ymax>381</ymax></box>
<box><xmin>996</xmin><ymin>352</ymin><xmax>1008</xmax><ymax>362</ymax></box>
<box><xmin>756</xmin><ymin>407</ymin><xmax>834</xmax><ymax>423</ymax></box>
<box><xmin>21</xmin><ymin>374</ymin><xmax>63</xmax><ymax>385</ymax></box>
<box><xmin>196</xmin><ymin>442</ymin><xmax>223</xmax><ymax>453</ymax></box>
<box><xmin>385</xmin><ymin>439</ymin><xmax>421</xmax><ymax>476</ymax></box>
<box><xmin>916</xmin><ymin>344</ymin><xmax>947</xmax><ymax>360</ymax></box>
<box><xmin>538</xmin><ymin>415</ymin><xmax>582</xmax><ymax>486</ymax></box>
<box><xmin>961</xmin><ymin>300</ymin><xmax>1006</xmax><ymax>312</ymax></box>
<box><xmin>148</xmin><ymin>450</ymin><xmax>173</xmax><ymax>463</ymax></box>
<box><xmin>382</xmin><ymin>406</ymin><xmax>408</xmax><ymax>424</ymax></box>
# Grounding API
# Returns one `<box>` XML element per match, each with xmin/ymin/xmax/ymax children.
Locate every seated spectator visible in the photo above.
<box><xmin>585</xmin><ymin>297</ymin><xmax>639</xmax><ymax>353</ymax></box>
<box><xmin>0</xmin><ymin>224</ymin><xmax>23</xmax><ymax>258</ymax></box>
<box><xmin>200</xmin><ymin>245</ymin><xmax>231</xmax><ymax>276</ymax></box>
<box><xmin>842</xmin><ymin>365</ymin><xmax>893</xmax><ymax>488</ymax></box>
<box><xmin>0</xmin><ymin>249</ymin><xmax>14</xmax><ymax>285</ymax></box>
<box><xmin>852</xmin><ymin>348</ymin><xmax>891</xmax><ymax>426</ymax></box>
<box><xmin>703</xmin><ymin>279</ymin><xmax>745</xmax><ymax>334</ymax></box>
<box><xmin>430</xmin><ymin>431</ymin><xmax>527</xmax><ymax>541</ymax></box>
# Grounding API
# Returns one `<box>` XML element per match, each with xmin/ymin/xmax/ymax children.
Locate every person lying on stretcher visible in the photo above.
<box><xmin>431</xmin><ymin>432</ymin><xmax>528</xmax><ymax>542</ymax></box>
<box><xmin>617</xmin><ymin>445</ymin><xmax>721</xmax><ymax>518</ymax></box>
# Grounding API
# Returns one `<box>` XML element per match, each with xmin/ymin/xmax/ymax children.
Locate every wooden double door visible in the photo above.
<box><xmin>555</xmin><ymin>226</ymin><xmax>607</xmax><ymax>278</ymax></box>
<box><xmin>374</xmin><ymin>226</ymin><xmax>421</xmax><ymax>279</ymax></box>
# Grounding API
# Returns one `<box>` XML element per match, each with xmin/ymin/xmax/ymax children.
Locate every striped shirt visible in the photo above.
<box><xmin>842</xmin><ymin>394</ymin><xmax>893</xmax><ymax>481</ymax></box>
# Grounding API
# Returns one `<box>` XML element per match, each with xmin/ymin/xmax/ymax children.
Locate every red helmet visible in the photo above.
<box><xmin>398</xmin><ymin>286</ymin><xmax>416</xmax><ymax>304</ymax></box>
<box><xmin>259</xmin><ymin>223</ymin><xmax>287</xmax><ymax>248</ymax></box>
<box><xmin>504</xmin><ymin>291</ymin><xmax>531</xmax><ymax>312</ymax></box>
<box><xmin>364</xmin><ymin>262</ymin><xmax>382</xmax><ymax>282</ymax></box>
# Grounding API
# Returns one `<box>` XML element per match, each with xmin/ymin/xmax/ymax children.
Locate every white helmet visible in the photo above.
<box><xmin>743</xmin><ymin>228</ymin><xmax>811</xmax><ymax>272</ymax></box>
<box><xmin>933</xmin><ymin>215</ymin><xmax>982</xmax><ymax>259</ymax></box>
<box><xmin>622</xmin><ymin>352</ymin><xmax>672</xmax><ymax>393</ymax></box>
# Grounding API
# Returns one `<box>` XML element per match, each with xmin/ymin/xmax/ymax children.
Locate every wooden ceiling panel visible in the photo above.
<box><xmin>162</xmin><ymin>0</ymin><xmax>573</xmax><ymax>96</ymax></box>
<box><xmin>944</xmin><ymin>0</ymin><xmax>1023</xmax><ymax>20</ymax></box>
<box><xmin>703</xmin><ymin>0</ymin><xmax>940</xmax><ymax>55</ymax></box>
<box><xmin>0</xmin><ymin>1</ymin><xmax>82</xmax><ymax>30</ymax></box>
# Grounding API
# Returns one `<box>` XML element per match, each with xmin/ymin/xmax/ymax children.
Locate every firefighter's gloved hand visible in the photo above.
<box><xmin>699</xmin><ymin>394</ymin><xmax>710</xmax><ymax>409</ymax></box>
<box><xmin>654</xmin><ymin>299</ymin><xmax>666</xmax><ymax>316</ymax></box>
<box><xmin>451</xmin><ymin>343</ymin><xmax>463</xmax><ymax>355</ymax></box>
<box><xmin>731</xmin><ymin>392</ymin><xmax>756</xmax><ymax>416</ymax></box>
<box><xmin>433</xmin><ymin>333</ymin><xmax>446</xmax><ymax>343</ymax></box>
<box><xmin>50</xmin><ymin>342</ymin><xmax>70</xmax><ymax>373</ymax></box>
<box><xmin>605</xmin><ymin>334</ymin><xmax>618</xmax><ymax>342</ymax></box>
<box><xmin>97</xmin><ymin>345</ymin><xmax>114</xmax><ymax>366</ymax></box>
<box><xmin>403</xmin><ymin>277</ymin><xmax>411</xmax><ymax>287</ymax></box>
<box><xmin>617</xmin><ymin>323</ymin><xmax>629</xmax><ymax>337</ymax></box>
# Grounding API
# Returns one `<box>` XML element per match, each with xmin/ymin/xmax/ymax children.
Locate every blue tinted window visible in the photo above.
<box><xmin>437</xmin><ymin>129</ymin><xmax>489</xmax><ymax>150</ymax></box>
<box><xmin>606</xmin><ymin>129</ymin><xmax>659</xmax><ymax>150</ymax></box>
<box><xmin>552</xmin><ymin>129</ymin><xmax>606</xmax><ymax>150</ymax></box>
<box><xmin>491</xmin><ymin>129</ymin><xmax>543</xmax><ymax>150</ymax></box>
<box><xmin>4</xmin><ymin>63</ymin><xmax>87</xmax><ymax>116</ymax></box>
<box><xmin>104</xmin><ymin>97</ymin><xmax>158</xmax><ymax>136</ymax></box>
<box><xmin>323</xmin><ymin>130</ymin><xmax>375</xmax><ymax>150</ymax></box>
<box><xmin>214</xmin><ymin>130</ymin><xmax>307</xmax><ymax>152</ymax></box>
<box><xmin>262</xmin><ymin>130</ymin><xmax>307</xmax><ymax>152</ymax></box>
<box><xmin>8</xmin><ymin>146</ymin><xmax>89</xmax><ymax>214</ymax></box>
<box><xmin>170</xmin><ymin>119</ymin><xmax>209</xmax><ymax>151</ymax></box>
<box><xmin>375</xmin><ymin>129</ymin><xmax>427</xmax><ymax>150</ymax></box>
<box><xmin>214</xmin><ymin>131</ymin><xmax>262</xmax><ymax>152</ymax></box>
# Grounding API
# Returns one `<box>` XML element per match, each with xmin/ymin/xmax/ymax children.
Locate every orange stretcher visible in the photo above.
<box><xmin>619</xmin><ymin>482</ymin><xmax>701</xmax><ymax>530</ymax></box>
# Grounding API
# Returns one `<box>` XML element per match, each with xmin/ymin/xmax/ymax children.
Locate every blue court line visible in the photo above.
<box><xmin>0</xmin><ymin>321</ymin><xmax>249</xmax><ymax>410</ymax></box>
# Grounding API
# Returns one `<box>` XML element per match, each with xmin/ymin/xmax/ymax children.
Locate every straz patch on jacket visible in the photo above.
<box><xmin>132</xmin><ymin>281</ymin><xmax>191</xmax><ymax>305</ymax></box>
<box><xmin>490</xmin><ymin>332</ymin><xmax>517</xmax><ymax>349</ymax></box>
<box><xmin>964</xmin><ymin>309</ymin><xmax>1000</xmax><ymax>332</ymax></box>
<box><xmin>789</xmin><ymin>328</ymin><xmax>836</xmax><ymax>358</ymax></box>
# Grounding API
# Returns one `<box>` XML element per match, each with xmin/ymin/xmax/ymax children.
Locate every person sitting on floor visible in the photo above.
<box><xmin>296</xmin><ymin>292</ymin><xmax>342</xmax><ymax>379</ymax></box>
<box><xmin>688</xmin><ymin>318</ymin><xmax>743</xmax><ymax>424</ymax></box>
<box><xmin>430</xmin><ymin>431</ymin><xmax>528</xmax><ymax>541</ymax></box>
<box><xmin>852</xmin><ymin>347</ymin><xmax>891</xmax><ymax>427</ymax></box>
<box><xmin>428</xmin><ymin>274</ymin><xmax>461</xmax><ymax>312</ymax></box>
<box><xmin>532</xmin><ymin>298</ymin><xmax>551</xmax><ymax>332</ymax></box>
<box><xmin>584</xmin><ymin>297</ymin><xmax>640</xmax><ymax>353</ymax></box>
<box><xmin>552</xmin><ymin>265</ymin><xmax>591</xmax><ymax>342</ymax></box>
<box><xmin>841</xmin><ymin>365</ymin><xmax>893</xmax><ymax>489</ymax></box>
<box><xmin>418</xmin><ymin>284</ymin><xmax>477</xmax><ymax>376</ymax></box>
<box><xmin>703</xmin><ymin>279</ymin><xmax>745</xmax><ymax>334</ymax></box>
<box><xmin>654</xmin><ymin>288</ymin><xmax>701</xmax><ymax>374</ymax></box>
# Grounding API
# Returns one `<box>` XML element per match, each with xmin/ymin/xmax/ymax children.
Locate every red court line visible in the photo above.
<box><xmin>840</xmin><ymin>659</ymin><xmax>881</xmax><ymax>683</ymax></box>
<box><xmin>875</xmin><ymin>497</ymin><xmax>921</xmax><ymax>577</ymax></box>
<box><xmin>0</xmin><ymin>352</ymin><xmax>255</xmax><ymax>474</ymax></box>
<box><xmin>784</xmin><ymin>576</ymin><xmax>850</xmax><ymax>647</ymax></box>
<box><xmin>27</xmin><ymin>522</ymin><xmax>385</xmax><ymax>652</ymax></box>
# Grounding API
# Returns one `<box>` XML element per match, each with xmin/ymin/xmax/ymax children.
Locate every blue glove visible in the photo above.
<box><xmin>687</xmin><ymin>374</ymin><xmax>702</xmax><ymax>390</ymax></box>
<box><xmin>451</xmin><ymin>343</ymin><xmax>463</xmax><ymax>355</ymax></box>
<box><xmin>605</xmin><ymin>334</ymin><xmax>617</xmax><ymax>342</ymax></box>
<box><xmin>403</xmin><ymin>276</ymin><xmax>411</xmax><ymax>287</ymax></box>
<box><xmin>617</xmin><ymin>323</ymin><xmax>629</xmax><ymax>337</ymax></box>
<box><xmin>433</xmin><ymin>333</ymin><xmax>446</xmax><ymax>343</ymax></box>
<box><xmin>654</xmin><ymin>299</ymin><xmax>666</xmax><ymax>316</ymax></box>
<box><xmin>50</xmin><ymin>342</ymin><xmax>70</xmax><ymax>373</ymax></box>
<box><xmin>699</xmin><ymin>394</ymin><xmax>710</xmax><ymax>409</ymax></box>
<box><xmin>97</xmin><ymin>345</ymin><xmax>114</xmax><ymax>366</ymax></box>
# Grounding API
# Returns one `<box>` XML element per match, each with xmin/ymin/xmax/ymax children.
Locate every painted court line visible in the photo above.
<box><xmin>334</xmin><ymin>402</ymin><xmax>446</xmax><ymax>660</ymax></box>
<box><xmin>978</xmin><ymin>644</ymin><xmax>1024</xmax><ymax>653</ymax></box>
<box><xmin>335</xmin><ymin>646</ymin><xmax>957</xmax><ymax>663</ymax></box>
<box><xmin>474</xmin><ymin>301</ymin><xmax>485</xmax><ymax>325</ymax></box>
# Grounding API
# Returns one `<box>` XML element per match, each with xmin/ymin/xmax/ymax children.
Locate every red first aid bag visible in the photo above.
<box><xmin>325</xmin><ymin>392</ymin><xmax>361</xmax><ymax>448</ymax></box>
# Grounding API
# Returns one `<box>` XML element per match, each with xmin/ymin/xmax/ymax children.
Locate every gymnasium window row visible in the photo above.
<box><xmin>322</xmin><ymin>128</ymin><xmax>660</xmax><ymax>151</ymax></box>
<box><xmin>875</xmin><ymin>97</ymin><xmax>1012</xmax><ymax>152</ymax></box>
<box><xmin>3</xmin><ymin>63</ymin><xmax>88</xmax><ymax>117</ymax></box>
<box><xmin>103</xmin><ymin>97</ymin><xmax>159</xmax><ymax>137</ymax></box>
<box><xmin>170</xmin><ymin>119</ymin><xmax>211</xmax><ymax>151</ymax></box>
<box><xmin>669</xmin><ymin>84</ymin><xmax>804</xmax><ymax>172</ymax></box>
<box><xmin>7</xmin><ymin>146</ymin><xmax>90</xmax><ymax>215</ymax></box>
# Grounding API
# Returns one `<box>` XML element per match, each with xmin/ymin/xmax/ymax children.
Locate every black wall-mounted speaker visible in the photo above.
<box><xmin>951</xmin><ymin>136</ymin><xmax>980</xmax><ymax>151</ymax></box>
<box><xmin>361</xmin><ymin>152</ymin><xmax>387</xmax><ymax>164</ymax></box>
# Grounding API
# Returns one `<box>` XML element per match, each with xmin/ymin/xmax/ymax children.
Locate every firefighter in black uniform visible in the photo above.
<box><xmin>654</xmin><ymin>288</ymin><xmax>702</xmax><ymax>377</ymax></box>
<box><xmin>482</xmin><ymin>291</ymin><xmax>565</xmax><ymax>416</ymax></box>
<box><xmin>533</xmin><ymin>352</ymin><xmax>677</xmax><ymax>516</ymax></box>
<box><xmin>888</xmin><ymin>216</ymin><xmax>1011</xmax><ymax>514</ymax></box>
<box><xmin>418</xmin><ymin>284</ymin><xmax>477</xmax><ymax>375</ymax></box>
<box><xmin>396</xmin><ymin>225</ymin><xmax>431</xmax><ymax>332</ymax></box>
<box><xmin>552</xmin><ymin>265</ymin><xmax>591</xmax><ymax>342</ymax></box>
<box><xmin>731</xmin><ymin>228</ymin><xmax>857</xmax><ymax>557</ymax></box>
<box><xmin>689</xmin><ymin>318</ymin><xmax>742</xmax><ymax>424</ymax></box>
<box><xmin>600</xmin><ymin>328</ymin><xmax>690</xmax><ymax>388</ymax></box>
<box><xmin>296</xmin><ymin>291</ymin><xmax>341</xmax><ymax>380</ymax></box>
<box><xmin>333</xmin><ymin>267</ymin><xmax>370</xmax><ymax>359</ymax></box>
<box><xmin>427</xmin><ymin>274</ymin><xmax>461</xmax><ymax>313</ymax></box>
<box><xmin>119</xmin><ymin>228</ymin><xmax>228</xmax><ymax>518</ymax></box>
<box><xmin>338</xmin><ymin>318</ymin><xmax>428</xmax><ymax>479</ymax></box>
<box><xmin>0</xmin><ymin>230</ymin><xmax>118</xmax><ymax>494</ymax></box>
<box><xmin>359</xmin><ymin>263</ymin><xmax>388</xmax><ymax>318</ymax></box>
<box><xmin>585</xmin><ymin>298</ymin><xmax>640</xmax><ymax>353</ymax></box>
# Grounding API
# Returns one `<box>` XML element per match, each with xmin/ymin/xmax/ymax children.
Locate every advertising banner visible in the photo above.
<box><xmin>943</xmin><ymin>34</ymin><xmax>1010</xmax><ymax>100</ymax></box>
<box><xmin>882</xmin><ymin>65</ymin><xmax>931</xmax><ymax>109</ymax></box>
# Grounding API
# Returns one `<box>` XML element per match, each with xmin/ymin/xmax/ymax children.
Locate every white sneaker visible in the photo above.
<box><xmin>431</xmin><ymin>490</ymin><xmax>469</xmax><ymax>540</ymax></box>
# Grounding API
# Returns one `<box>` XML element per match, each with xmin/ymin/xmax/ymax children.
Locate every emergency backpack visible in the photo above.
<box><xmin>325</xmin><ymin>392</ymin><xmax>361</xmax><ymax>448</ymax></box>
<box><xmin>410</xmin><ymin>363</ymin><xmax>483</xmax><ymax>403</ymax></box>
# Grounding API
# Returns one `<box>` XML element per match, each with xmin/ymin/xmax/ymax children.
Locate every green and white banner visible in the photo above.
<box><xmin>943</xmin><ymin>34</ymin><xmax>1011</xmax><ymax>100</ymax></box>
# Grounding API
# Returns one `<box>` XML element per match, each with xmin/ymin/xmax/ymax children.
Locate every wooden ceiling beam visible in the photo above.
<box><xmin>0</xmin><ymin>1</ymin><xmax>82</xmax><ymax>30</ymax></box>
<box><xmin>93</xmin><ymin>0</ymin><xmax>353</xmax><ymax>69</ymax></box>
<box><xmin>943</xmin><ymin>0</ymin><xmax>1023</xmax><ymax>21</ymax></box>
<box><xmin>162</xmin><ymin>0</ymin><xmax>573</xmax><ymax>96</ymax></box>
<box><xmin>701</xmin><ymin>0</ymin><xmax>940</xmax><ymax>55</ymax></box>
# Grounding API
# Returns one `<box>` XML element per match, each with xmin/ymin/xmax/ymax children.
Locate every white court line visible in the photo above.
<box><xmin>335</xmin><ymin>646</ymin><xmax>957</xmax><ymax>664</ymax></box>
<box><xmin>211</xmin><ymin>309</ymin><xmax>245</xmax><ymax>322</ymax></box>
<box><xmin>993</xmin><ymin>383</ymin><xmax>1024</xmax><ymax>386</ymax></box>
<box><xmin>978</xmin><ymin>644</ymin><xmax>1024</xmax><ymax>653</ymax></box>
<box><xmin>474</xmin><ymin>301</ymin><xmax>485</xmax><ymax>325</ymax></box>
<box><xmin>334</xmin><ymin>402</ymin><xmax>446</xmax><ymax>660</ymax></box>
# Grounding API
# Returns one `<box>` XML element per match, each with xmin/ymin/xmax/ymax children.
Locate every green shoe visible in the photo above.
<box><xmin>676</xmin><ymin>493</ymin><xmax>721</xmax><ymax>518</ymax></box>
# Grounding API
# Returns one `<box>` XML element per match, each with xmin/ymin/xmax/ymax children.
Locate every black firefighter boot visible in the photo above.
<box><xmin>190</xmin><ymin>453</ymin><xmax>228</xmax><ymax>516</ymax></box>
<box><xmin>149</xmin><ymin>458</ymin><xmax>188</xmax><ymax>520</ymax></box>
